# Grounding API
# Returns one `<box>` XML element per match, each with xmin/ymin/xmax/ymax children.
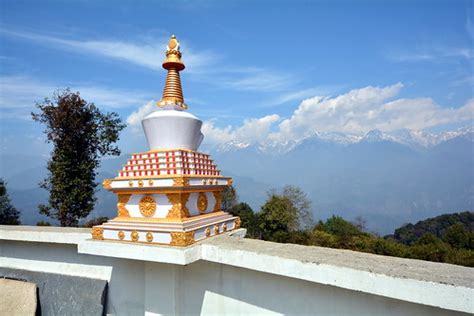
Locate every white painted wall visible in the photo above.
<box><xmin>0</xmin><ymin>238</ymin><xmax>470</xmax><ymax>316</ymax></box>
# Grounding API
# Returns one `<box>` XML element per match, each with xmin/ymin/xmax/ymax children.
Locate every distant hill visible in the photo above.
<box><xmin>390</xmin><ymin>211</ymin><xmax>474</xmax><ymax>245</ymax></box>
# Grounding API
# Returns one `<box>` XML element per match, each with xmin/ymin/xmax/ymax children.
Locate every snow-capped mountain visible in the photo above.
<box><xmin>210</xmin><ymin>126</ymin><xmax>473</xmax><ymax>154</ymax></box>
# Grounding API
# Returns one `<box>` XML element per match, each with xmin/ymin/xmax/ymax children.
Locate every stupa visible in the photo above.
<box><xmin>91</xmin><ymin>35</ymin><xmax>240</xmax><ymax>246</ymax></box>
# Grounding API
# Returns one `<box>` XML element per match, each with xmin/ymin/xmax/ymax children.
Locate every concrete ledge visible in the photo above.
<box><xmin>1</xmin><ymin>225</ymin><xmax>473</xmax><ymax>313</ymax></box>
<box><xmin>0</xmin><ymin>225</ymin><xmax>90</xmax><ymax>244</ymax></box>
<box><xmin>201</xmin><ymin>236</ymin><xmax>474</xmax><ymax>314</ymax></box>
<box><xmin>78</xmin><ymin>239</ymin><xmax>202</xmax><ymax>265</ymax></box>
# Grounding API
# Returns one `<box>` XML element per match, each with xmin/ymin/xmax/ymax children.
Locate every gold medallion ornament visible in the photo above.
<box><xmin>91</xmin><ymin>227</ymin><xmax>104</xmax><ymax>240</ymax></box>
<box><xmin>146</xmin><ymin>232</ymin><xmax>153</xmax><ymax>242</ymax></box>
<box><xmin>131</xmin><ymin>230</ymin><xmax>139</xmax><ymax>242</ymax></box>
<box><xmin>148</xmin><ymin>179</ymin><xmax>154</xmax><ymax>186</ymax></box>
<box><xmin>235</xmin><ymin>218</ymin><xmax>241</xmax><ymax>229</ymax></box>
<box><xmin>138</xmin><ymin>180</ymin><xmax>144</xmax><ymax>187</ymax></box>
<box><xmin>139</xmin><ymin>195</ymin><xmax>156</xmax><ymax>217</ymax></box>
<box><xmin>118</xmin><ymin>231</ymin><xmax>125</xmax><ymax>240</ymax></box>
<box><xmin>214</xmin><ymin>225</ymin><xmax>220</xmax><ymax>235</ymax></box>
<box><xmin>128</xmin><ymin>180</ymin><xmax>133</xmax><ymax>187</ymax></box>
<box><xmin>205</xmin><ymin>227</ymin><xmax>211</xmax><ymax>237</ymax></box>
<box><xmin>197</xmin><ymin>192</ymin><xmax>208</xmax><ymax>213</ymax></box>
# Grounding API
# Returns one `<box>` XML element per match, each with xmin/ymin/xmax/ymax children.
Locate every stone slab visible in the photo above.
<box><xmin>0</xmin><ymin>278</ymin><xmax>38</xmax><ymax>315</ymax></box>
<box><xmin>0</xmin><ymin>268</ymin><xmax>107</xmax><ymax>316</ymax></box>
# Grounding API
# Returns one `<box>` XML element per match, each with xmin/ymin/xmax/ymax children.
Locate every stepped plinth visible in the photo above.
<box><xmin>91</xmin><ymin>35</ymin><xmax>240</xmax><ymax>246</ymax></box>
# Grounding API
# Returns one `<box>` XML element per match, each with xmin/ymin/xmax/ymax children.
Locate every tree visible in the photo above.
<box><xmin>221</xmin><ymin>185</ymin><xmax>238</xmax><ymax>212</ymax></box>
<box><xmin>32</xmin><ymin>90</ymin><xmax>125</xmax><ymax>227</ymax></box>
<box><xmin>36</xmin><ymin>221</ymin><xmax>51</xmax><ymax>226</ymax></box>
<box><xmin>282</xmin><ymin>185</ymin><xmax>313</xmax><ymax>230</ymax></box>
<box><xmin>258</xmin><ymin>194</ymin><xmax>297</xmax><ymax>241</ymax></box>
<box><xmin>442</xmin><ymin>223</ymin><xmax>470</xmax><ymax>249</ymax></box>
<box><xmin>81</xmin><ymin>216</ymin><xmax>109</xmax><ymax>228</ymax></box>
<box><xmin>0</xmin><ymin>179</ymin><xmax>21</xmax><ymax>225</ymax></box>
<box><xmin>352</xmin><ymin>215</ymin><xmax>367</xmax><ymax>232</ymax></box>
<box><xmin>229</xmin><ymin>202</ymin><xmax>258</xmax><ymax>238</ymax></box>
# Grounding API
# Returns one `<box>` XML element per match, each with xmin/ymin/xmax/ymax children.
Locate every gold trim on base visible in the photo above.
<box><xmin>91</xmin><ymin>227</ymin><xmax>104</xmax><ymax>240</ymax></box>
<box><xmin>170</xmin><ymin>231</ymin><xmax>195</xmax><ymax>246</ymax></box>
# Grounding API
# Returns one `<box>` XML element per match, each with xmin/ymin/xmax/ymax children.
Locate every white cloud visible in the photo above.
<box><xmin>0</xmin><ymin>29</ymin><xmax>215</xmax><ymax>73</ymax></box>
<box><xmin>389</xmin><ymin>47</ymin><xmax>474</xmax><ymax>62</ymax></box>
<box><xmin>202</xmin><ymin>115</ymin><xmax>280</xmax><ymax>145</ymax></box>
<box><xmin>0</xmin><ymin>75</ymin><xmax>150</xmax><ymax>119</ymax></box>
<box><xmin>126</xmin><ymin>100</ymin><xmax>155</xmax><ymax>131</ymax></box>
<box><xmin>274</xmin><ymin>83</ymin><xmax>404</xmax><ymax>140</ymax></box>
<box><xmin>1</xmin><ymin>28</ymin><xmax>293</xmax><ymax>93</ymax></box>
<box><xmin>200</xmin><ymin>83</ymin><xmax>473</xmax><ymax>145</ymax></box>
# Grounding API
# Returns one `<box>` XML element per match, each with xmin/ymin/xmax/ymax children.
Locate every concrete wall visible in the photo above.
<box><xmin>1</xmin><ymin>226</ymin><xmax>472</xmax><ymax>315</ymax></box>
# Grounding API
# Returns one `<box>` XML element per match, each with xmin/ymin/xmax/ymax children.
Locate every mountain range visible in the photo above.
<box><xmin>1</xmin><ymin>126</ymin><xmax>473</xmax><ymax>234</ymax></box>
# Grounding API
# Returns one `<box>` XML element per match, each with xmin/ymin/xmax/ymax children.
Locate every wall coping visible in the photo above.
<box><xmin>1</xmin><ymin>225</ymin><xmax>473</xmax><ymax>313</ymax></box>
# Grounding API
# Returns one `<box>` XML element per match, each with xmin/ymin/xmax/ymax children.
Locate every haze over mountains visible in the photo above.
<box><xmin>1</xmin><ymin>126</ymin><xmax>472</xmax><ymax>234</ymax></box>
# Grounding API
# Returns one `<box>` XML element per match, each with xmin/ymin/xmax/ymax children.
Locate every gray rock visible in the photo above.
<box><xmin>0</xmin><ymin>268</ymin><xmax>107</xmax><ymax>316</ymax></box>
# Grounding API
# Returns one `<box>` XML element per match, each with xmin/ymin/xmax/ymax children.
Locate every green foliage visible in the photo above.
<box><xmin>281</xmin><ymin>185</ymin><xmax>313</xmax><ymax>230</ymax></box>
<box><xmin>224</xmin><ymin>185</ymin><xmax>474</xmax><ymax>267</ymax></box>
<box><xmin>81</xmin><ymin>216</ymin><xmax>109</xmax><ymax>228</ymax></box>
<box><xmin>228</xmin><ymin>202</ymin><xmax>259</xmax><ymax>238</ymax></box>
<box><xmin>221</xmin><ymin>185</ymin><xmax>238</xmax><ymax>212</ymax></box>
<box><xmin>308</xmin><ymin>230</ymin><xmax>337</xmax><ymax>248</ymax></box>
<box><xmin>36</xmin><ymin>221</ymin><xmax>51</xmax><ymax>226</ymax></box>
<box><xmin>258</xmin><ymin>195</ymin><xmax>297</xmax><ymax>242</ymax></box>
<box><xmin>316</xmin><ymin>215</ymin><xmax>366</xmax><ymax>238</ymax></box>
<box><xmin>393</xmin><ymin>211</ymin><xmax>473</xmax><ymax>246</ymax></box>
<box><xmin>442</xmin><ymin>223</ymin><xmax>471</xmax><ymax>249</ymax></box>
<box><xmin>32</xmin><ymin>89</ymin><xmax>125</xmax><ymax>227</ymax></box>
<box><xmin>0</xmin><ymin>179</ymin><xmax>21</xmax><ymax>225</ymax></box>
<box><xmin>372</xmin><ymin>238</ymin><xmax>407</xmax><ymax>257</ymax></box>
<box><xmin>409</xmin><ymin>233</ymin><xmax>452</xmax><ymax>262</ymax></box>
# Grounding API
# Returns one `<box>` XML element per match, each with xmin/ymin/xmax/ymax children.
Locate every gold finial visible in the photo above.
<box><xmin>158</xmin><ymin>34</ymin><xmax>187</xmax><ymax>110</ymax></box>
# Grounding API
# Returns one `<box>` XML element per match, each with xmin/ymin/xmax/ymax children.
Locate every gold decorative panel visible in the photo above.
<box><xmin>173</xmin><ymin>177</ymin><xmax>189</xmax><ymax>186</ymax></box>
<box><xmin>117</xmin><ymin>194</ymin><xmax>131</xmax><ymax>217</ymax></box>
<box><xmin>212</xmin><ymin>191</ymin><xmax>221</xmax><ymax>212</ymax></box>
<box><xmin>166</xmin><ymin>193</ymin><xmax>190</xmax><ymax>219</ymax></box>
<box><xmin>197</xmin><ymin>192</ymin><xmax>208</xmax><ymax>214</ymax></box>
<box><xmin>139</xmin><ymin>195</ymin><xmax>157</xmax><ymax>217</ymax></box>
<box><xmin>91</xmin><ymin>227</ymin><xmax>104</xmax><ymax>240</ymax></box>
<box><xmin>102</xmin><ymin>179</ymin><xmax>112</xmax><ymax>189</ymax></box>
<box><xmin>170</xmin><ymin>231</ymin><xmax>195</xmax><ymax>246</ymax></box>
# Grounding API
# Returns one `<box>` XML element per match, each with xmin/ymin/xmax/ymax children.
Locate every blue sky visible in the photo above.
<box><xmin>0</xmin><ymin>0</ymin><xmax>472</xmax><ymax>157</ymax></box>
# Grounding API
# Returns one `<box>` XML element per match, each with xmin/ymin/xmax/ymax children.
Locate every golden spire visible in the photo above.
<box><xmin>157</xmin><ymin>35</ymin><xmax>187</xmax><ymax>110</ymax></box>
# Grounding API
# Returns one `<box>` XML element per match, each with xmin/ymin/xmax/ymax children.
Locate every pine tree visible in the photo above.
<box><xmin>0</xmin><ymin>179</ymin><xmax>21</xmax><ymax>225</ymax></box>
